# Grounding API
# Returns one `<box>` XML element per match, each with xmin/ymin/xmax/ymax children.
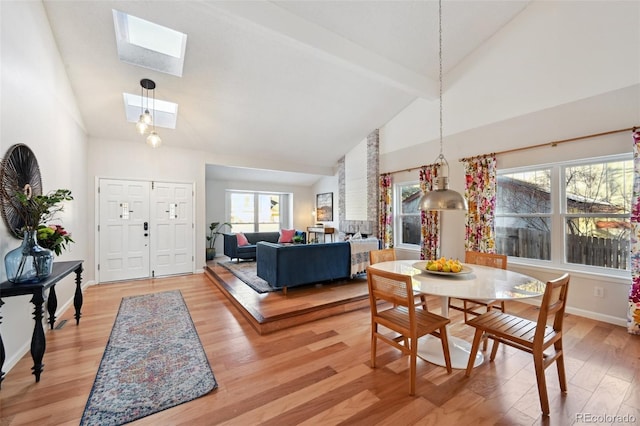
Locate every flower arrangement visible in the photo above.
<box><xmin>37</xmin><ymin>224</ymin><xmax>74</xmax><ymax>256</ymax></box>
<box><xmin>9</xmin><ymin>187</ymin><xmax>74</xmax><ymax>254</ymax></box>
<box><xmin>11</xmin><ymin>188</ymin><xmax>73</xmax><ymax>231</ymax></box>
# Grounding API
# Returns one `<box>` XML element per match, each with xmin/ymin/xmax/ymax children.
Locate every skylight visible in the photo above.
<box><xmin>113</xmin><ymin>10</ymin><xmax>187</xmax><ymax>77</ymax></box>
<box><xmin>123</xmin><ymin>93</ymin><xmax>178</xmax><ymax>130</ymax></box>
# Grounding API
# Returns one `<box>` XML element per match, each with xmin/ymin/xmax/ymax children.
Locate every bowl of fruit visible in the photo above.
<box><xmin>412</xmin><ymin>257</ymin><xmax>472</xmax><ymax>275</ymax></box>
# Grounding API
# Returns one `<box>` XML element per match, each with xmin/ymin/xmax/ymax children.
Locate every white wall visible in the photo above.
<box><xmin>312</xmin><ymin>175</ymin><xmax>339</xmax><ymax>231</ymax></box>
<box><xmin>0</xmin><ymin>1</ymin><xmax>90</xmax><ymax>372</ymax></box>
<box><xmin>379</xmin><ymin>0</ymin><xmax>640</xmax><ymax>327</ymax></box>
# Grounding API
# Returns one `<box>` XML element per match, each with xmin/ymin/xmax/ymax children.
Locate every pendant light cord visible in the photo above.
<box><xmin>438</xmin><ymin>0</ymin><xmax>443</xmax><ymax>160</ymax></box>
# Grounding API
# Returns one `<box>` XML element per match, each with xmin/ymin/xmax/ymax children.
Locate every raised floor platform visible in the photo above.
<box><xmin>205</xmin><ymin>261</ymin><xmax>371</xmax><ymax>335</ymax></box>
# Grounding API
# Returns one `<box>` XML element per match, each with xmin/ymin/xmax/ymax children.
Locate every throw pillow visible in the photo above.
<box><xmin>278</xmin><ymin>229</ymin><xmax>296</xmax><ymax>243</ymax></box>
<box><xmin>236</xmin><ymin>232</ymin><xmax>250</xmax><ymax>246</ymax></box>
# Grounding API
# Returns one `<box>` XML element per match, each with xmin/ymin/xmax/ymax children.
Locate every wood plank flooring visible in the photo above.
<box><xmin>0</xmin><ymin>272</ymin><xmax>639</xmax><ymax>425</ymax></box>
<box><xmin>205</xmin><ymin>261</ymin><xmax>371</xmax><ymax>334</ymax></box>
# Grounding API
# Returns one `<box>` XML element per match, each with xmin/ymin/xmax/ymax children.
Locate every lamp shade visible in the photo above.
<box><xmin>419</xmin><ymin>176</ymin><xmax>468</xmax><ymax>211</ymax></box>
<box><xmin>146</xmin><ymin>131</ymin><xmax>162</xmax><ymax>148</ymax></box>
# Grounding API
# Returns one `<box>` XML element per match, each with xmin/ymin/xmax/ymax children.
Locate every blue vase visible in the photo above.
<box><xmin>4</xmin><ymin>230</ymin><xmax>53</xmax><ymax>283</ymax></box>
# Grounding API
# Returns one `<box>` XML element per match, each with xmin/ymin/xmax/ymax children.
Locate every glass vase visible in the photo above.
<box><xmin>4</xmin><ymin>230</ymin><xmax>54</xmax><ymax>283</ymax></box>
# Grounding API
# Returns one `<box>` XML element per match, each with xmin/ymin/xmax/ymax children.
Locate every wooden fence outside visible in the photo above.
<box><xmin>495</xmin><ymin>227</ymin><xmax>629</xmax><ymax>270</ymax></box>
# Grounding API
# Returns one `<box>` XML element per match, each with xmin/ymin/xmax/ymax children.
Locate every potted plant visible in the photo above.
<box><xmin>206</xmin><ymin>221</ymin><xmax>232</xmax><ymax>260</ymax></box>
<box><xmin>292</xmin><ymin>234</ymin><xmax>304</xmax><ymax>244</ymax></box>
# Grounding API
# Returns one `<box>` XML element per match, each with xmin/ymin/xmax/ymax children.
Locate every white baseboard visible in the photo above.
<box><xmin>517</xmin><ymin>298</ymin><xmax>627</xmax><ymax>327</ymax></box>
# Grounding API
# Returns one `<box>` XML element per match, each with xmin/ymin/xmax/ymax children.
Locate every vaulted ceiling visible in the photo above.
<box><xmin>43</xmin><ymin>0</ymin><xmax>531</xmax><ymax>182</ymax></box>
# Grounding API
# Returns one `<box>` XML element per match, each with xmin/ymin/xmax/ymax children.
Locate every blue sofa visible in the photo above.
<box><xmin>223</xmin><ymin>231</ymin><xmax>306</xmax><ymax>262</ymax></box>
<box><xmin>256</xmin><ymin>241</ymin><xmax>351</xmax><ymax>292</ymax></box>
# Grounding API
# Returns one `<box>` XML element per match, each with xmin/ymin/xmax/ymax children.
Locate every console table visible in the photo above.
<box><xmin>307</xmin><ymin>226</ymin><xmax>335</xmax><ymax>243</ymax></box>
<box><xmin>0</xmin><ymin>260</ymin><xmax>84</xmax><ymax>388</ymax></box>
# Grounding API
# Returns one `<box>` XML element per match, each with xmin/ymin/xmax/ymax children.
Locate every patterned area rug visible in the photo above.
<box><xmin>80</xmin><ymin>290</ymin><xmax>217</xmax><ymax>425</ymax></box>
<box><xmin>218</xmin><ymin>260</ymin><xmax>276</xmax><ymax>293</ymax></box>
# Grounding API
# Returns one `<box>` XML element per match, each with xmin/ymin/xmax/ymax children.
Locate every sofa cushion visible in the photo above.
<box><xmin>278</xmin><ymin>229</ymin><xmax>296</xmax><ymax>243</ymax></box>
<box><xmin>236</xmin><ymin>232</ymin><xmax>250</xmax><ymax>246</ymax></box>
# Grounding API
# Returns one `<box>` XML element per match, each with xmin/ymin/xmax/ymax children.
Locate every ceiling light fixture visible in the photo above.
<box><xmin>419</xmin><ymin>0</ymin><xmax>467</xmax><ymax>211</ymax></box>
<box><xmin>134</xmin><ymin>78</ymin><xmax>162</xmax><ymax>148</ymax></box>
<box><xmin>135</xmin><ymin>78</ymin><xmax>154</xmax><ymax>135</ymax></box>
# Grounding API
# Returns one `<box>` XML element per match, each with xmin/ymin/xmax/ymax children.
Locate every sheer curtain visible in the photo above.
<box><xmin>419</xmin><ymin>165</ymin><xmax>440</xmax><ymax>260</ymax></box>
<box><xmin>378</xmin><ymin>173</ymin><xmax>393</xmax><ymax>248</ymax></box>
<box><xmin>629</xmin><ymin>129</ymin><xmax>640</xmax><ymax>335</ymax></box>
<box><xmin>462</xmin><ymin>154</ymin><xmax>497</xmax><ymax>253</ymax></box>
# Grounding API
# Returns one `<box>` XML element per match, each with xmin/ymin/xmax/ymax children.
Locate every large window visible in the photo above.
<box><xmin>395</xmin><ymin>182</ymin><xmax>422</xmax><ymax>246</ymax></box>
<box><xmin>226</xmin><ymin>191</ymin><xmax>290</xmax><ymax>232</ymax></box>
<box><xmin>496</xmin><ymin>155</ymin><xmax>632</xmax><ymax>271</ymax></box>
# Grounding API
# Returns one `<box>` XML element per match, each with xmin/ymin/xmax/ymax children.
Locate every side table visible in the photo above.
<box><xmin>307</xmin><ymin>226</ymin><xmax>335</xmax><ymax>243</ymax></box>
<box><xmin>0</xmin><ymin>260</ymin><xmax>84</xmax><ymax>388</ymax></box>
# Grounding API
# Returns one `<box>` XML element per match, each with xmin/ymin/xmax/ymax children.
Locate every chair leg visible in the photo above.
<box><xmin>555</xmin><ymin>341</ymin><xmax>567</xmax><ymax>393</ymax></box>
<box><xmin>439</xmin><ymin>326</ymin><xmax>452</xmax><ymax>374</ymax></box>
<box><xmin>533</xmin><ymin>352</ymin><xmax>550</xmax><ymax>416</ymax></box>
<box><xmin>490</xmin><ymin>337</ymin><xmax>500</xmax><ymax>361</ymax></box>
<box><xmin>465</xmin><ymin>329</ymin><xmax>484</xmax><ymax>377</ymax></box>
<box><xmin>420</xmin><ymin>295</ymin><xmax>428</xmax><ymax>310</ymax></box>
<box><xmin>409</xmin><ymin>339</ymin><xmax>417</xmax><ymax>395</ymax></box>
<box><xmin>371</xmin><ymin>325</ymin><xmax>377</xmax><ymax>368</ymax></box>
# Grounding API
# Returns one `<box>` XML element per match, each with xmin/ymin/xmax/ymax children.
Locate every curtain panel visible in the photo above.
<box><xmin>463</xmin><ymin>154</ymin><xmax>497</xmax><ymax>253</ymax></box>
<box><xmin>629</xmin><ymin>129</ymin><xmax>640</xmax><ymax>335</ymax></box>
<box><xmin>419</xmin><ymin>165</ymin><xmax>440</xmax><ymax>260</ymax></box>
<box><xmin>378</xmin><ymin>173</ymin><xmax>393</xmax><ymax>248</ymax></box>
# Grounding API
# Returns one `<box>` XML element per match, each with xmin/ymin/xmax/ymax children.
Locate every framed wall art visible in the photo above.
<box><xmin>316</xmin><ymin>192</ymin><xmax>333</xmax><ymax>222</ymax></box>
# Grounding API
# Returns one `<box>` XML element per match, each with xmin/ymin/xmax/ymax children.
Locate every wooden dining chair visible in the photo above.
<box><xmin>367</xmin><ymin>268</ymin><xmax>452</xmax><ymax>395</ymax></box>
<box><xmin>464</xmin><ymin>273</ymin><xmax>570</xmax><ymax>416</ymax></box>
<box><xmin>369</xmin><ymin>248</ymin><xmax>428</xmax><ymax>310</ymax></box>
<box><xmin>448</xmin><ymin>251</ymin><xmax>507</xmax><ymax>322</ymax></box>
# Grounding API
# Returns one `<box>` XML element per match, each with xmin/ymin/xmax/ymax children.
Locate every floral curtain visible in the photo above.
<box><xmin>378</xmin><ymin>173</ymin><xmax>393</xmax><ymax>248</ymax></box>
<box><xmin>629</xmin><ymin>128</ymin><xmax>640</xmax><ymax>335</ymax></box>
<box><xmin>463</xmin><ymin>154</ymin><xmax>497</xmax><ymax>253</ymax></box>
<box><xmin>419</xmin><ymin>165</ymin><xmax>440</xmax><ymax>260</ymax></box>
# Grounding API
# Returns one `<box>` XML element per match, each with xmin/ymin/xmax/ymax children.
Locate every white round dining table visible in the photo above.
<box><xmin>367</xmin><ymin>259</ymin><xmax>546</xmax><ymax>369</ymax></box>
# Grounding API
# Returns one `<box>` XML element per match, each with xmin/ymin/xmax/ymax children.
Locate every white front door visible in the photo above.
<box><xmin>150</xmin><ymin>182</ymin><xmax>194</xmax><ymax>277</ymax></box>
<box><xmin>98</xmin><ymin>179</ymin><xmax>150</xmax><ymax>282</ymax></box>
<box><xmin>98</xmin><ymin>179</ymin><xmax>195</xmax><ymax>283</ymax></box>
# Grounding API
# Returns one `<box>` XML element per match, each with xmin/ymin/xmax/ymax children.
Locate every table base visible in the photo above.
<box><xmin>418</xmin><ymin>335</ymin><xmax>483</xmax><ymax>370</ymax></box>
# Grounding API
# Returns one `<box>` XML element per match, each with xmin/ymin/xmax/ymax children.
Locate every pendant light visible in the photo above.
<box><xmin>419</xmin><ymin>0</ymin><xmax>467</xmax><ymax>211</ymax></box>
<box><xmin>135</xmin><ymin>79</ymin><xmax>154</xmax><ymax>135</ymax></box>
<box><xmin>134</xmin><ymin>78</ymin><xmax>162</xmax><ymax>148</ymax></box>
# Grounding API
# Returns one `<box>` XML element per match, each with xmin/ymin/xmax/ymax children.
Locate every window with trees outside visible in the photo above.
<box><xmin>226</xmin><ymin>191</ymin><xmax>290</xmax><ymax>233</ymax></box>
<box><xmin>495</xmin><ymin>154</ymin><xmax>633</xmax><ymax>271</ymax></box>
<box><xmin>395</xmin><ymin>182</ymin><xmax>422</xmax><ymax>246</ymax></box>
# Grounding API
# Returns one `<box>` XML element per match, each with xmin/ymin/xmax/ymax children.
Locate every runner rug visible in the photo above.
<box><xmin>80</xmin><ymin>290</ymin><xmax>217</xmax><ymax>425</ymax></box>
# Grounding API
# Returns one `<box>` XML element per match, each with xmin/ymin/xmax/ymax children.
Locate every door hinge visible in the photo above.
<box><xmin>98</xmin><ymin>186</ymin><xmax>100</xmax><ymax>193</ymax></box>
<box><xmin>97</xmin><ymin>224</ymin><xmax>100</xmax><ymax>232</ymax></box>
<box><xmin>152</xmin><ymin>181</ymin><xmax>155</xmax><ymax>190</ymax></box>
<box><xmin>152</xmin><ymin>270</ymin><xmax>155</xmax><ymax>278</ymax></box>
<box><xmin>97</xmin><ymin>264</ymin><xmax>100</xmax><ymax>271</ymax></box>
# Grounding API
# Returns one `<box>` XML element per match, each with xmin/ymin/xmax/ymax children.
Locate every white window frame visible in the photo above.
<box><xmin>394</xmin><ymin>180</ymin><xmax>421</xmax><ymax>249</ymax></box>
<box><xmin>225</xmin><ymin>190</ymin><xmax>291</xmax><ymax>232</ymax></box>
<box><xmin>497</xmin><ymin>153</ymin><xmax>632</xmax><ymax>278</ymax></box>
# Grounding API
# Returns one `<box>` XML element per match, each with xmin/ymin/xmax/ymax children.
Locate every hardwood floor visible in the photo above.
<box><xmin>1</xmin><ymin>272</ymin><xmax>638</xmax><ymax>425</ymax></box>
<box><xmin>205</xmin><ymin>261</ymin><xmax>371</xmax><ymax>334</ymax></box>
